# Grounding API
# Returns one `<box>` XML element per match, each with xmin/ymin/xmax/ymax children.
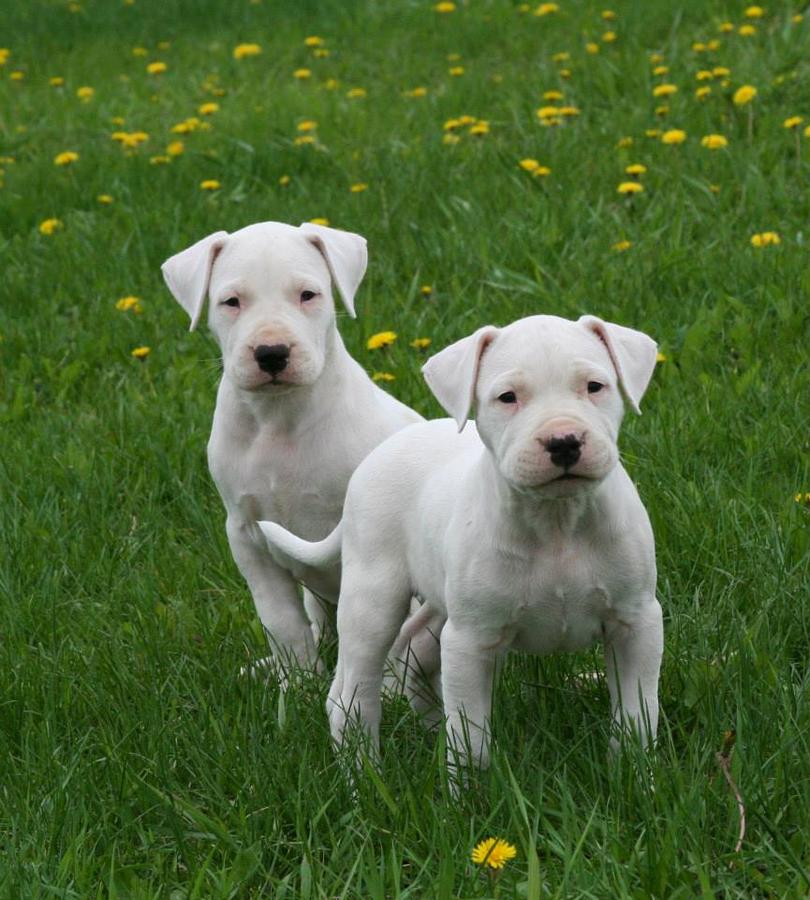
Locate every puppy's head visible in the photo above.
<box><xmin>422</xmin><ymin>314</ymin><xmax>657</xmax><ymax>497</ymax></box>
<box><xmin>161</xmin><ymin>221</ymin><xmax>367</xmax><ymax>391</ymax></box>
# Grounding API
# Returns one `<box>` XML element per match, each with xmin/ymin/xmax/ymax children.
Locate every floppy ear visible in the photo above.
<box><xmin>161</xmin><ymin>230</ymin><xmax>229</xmax><ymax>331</ymax></box>
<box><xmin>299</xmin><ymin>222</ymin><xmax>367</xmax><ymax>318</ymax></box>
<box><xmin>422</xmin><ymin>326</ymin><xmax>499</xmax><ymax>431</ymax></box>
<box><xmin>579</xmin><ymin>315</ymin><xmax>657</xmax><ymax>414</ymax></box>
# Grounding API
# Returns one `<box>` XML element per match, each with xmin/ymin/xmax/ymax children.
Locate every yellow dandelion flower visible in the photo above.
<box><xmin>602</xmin><ymin>10</ymin><xmax>617</xmax><ymax>20</ymax></box>
<box><xmin>653</xmin><ymin>65</ymin><xmax>668</xmax><ymax>75</ymax></box>
<box><xmin>350</xmin><ymin>182</ymin><xmax>368</xmax><ymax>192</ymax></box>
<box><xmin>39</xmin><ymin>218</ymin><xmax>63</xmax><ymax>235</ymax></box>
<box><xmin>534</xmin><ymin>3</ymin><xmax>559</xmax><ymax>16</ymax></box>
<box><xmin>695</xmin><ymin>86</ymin><xmax>712</xmax><ymax>100</ymax></box>
<box><xmin>586</xmin><ymin>41</ymin><xmax>601</xmax><ymax>54</ymax></box>
<box><xmin>293</xmin><ymin>68</ymin><xmax>312</xmax><ymax>79</ymax></box>
<box><xmin>744</xmin><ymin>5</ymin><xmax>765</xmax><ymax>17</ymax></box>
<box><xmin>602</xmin><ymin>30</ymin><xmax>617</xmax><ymax>42</ymax></box>
<box><xmin>792</xmin><ymin>13</ymin><xmax>803</xmax><ymax>23</ymax></box>
<box><xmin>543</xmin><ymin>90</ymin><xmax>563</xmax><ymax>101</ymax></box>
<box><xmin>448</xmin><ymin>66</ymin><xmax>465</xmax><ymax>76</ymax></box>
<box><xmin>304</xmin><ymin>35</ymin><xmax>324</xmax><ymax>47</ymax></box>
<box><xmin>625</xmin><ymin>163</ymin><xmax>646</xmax><ymax>175</ymax></box>
<box><xmin>297</xmin><ymin>120</ymin><xmax>318</xmax><ymax>132</ymax></box>
<box><xmin>804</xmin><ymin>125</ymin><xmax>810</xmax><ymax>138</ymax></box>
<box><xmin>701</xmin><ymin>134</ymin><xmax>728</xmax><ymax>149</ymax></box>
<box><xmin>617</xmin><ymin>181</ymin><xmax>644</xmax><ymax>194</ymax></box>
<box><xmin>655</xmin><ymin>105</ymin><xmax>670</xmax><ymax>117</ymax></box>
<box><xmin>77</xmin><ymin>85</ymin><xmax>94</xmax><ymax>101</ymax></box>
<box><xmin>709</xmin><ymin>184</ymin><xmax>721</xmax><ymax>193</ymax></box>
<box><xmin>166</xmin><ymin>140</ymin><xmax>184</xmax><ymax>156</ymax></box>
<box><xmin>519</xmin><ymin>158</ymin><xmax>540</xmax><ymax>172</ymax></box>
<box><xmin>116</xmin><ymin>296</ymin><xmax>143</xmax><ymax>313</ymax></box>
<box><xmin>312</xmin><ymin>48</ymin><xmax>330</xmax><ymax>58</ymax></box>
<box><xmin>713</xmin><ymin>66</ymin><xmax>730</xmax><ymax>77</ymax></box>
<box><xmin>653</xmin><ymin>84</ymin><xmax>677</xmax><ymax>97</ymax></box>
<box><xmin>434</xmin><ymin>1</ymin><xmax>456</xmax><ymax>11</ymax></box>
<box><xmin>444</xmin><ymin>118</ymin><xmax>461</xmax><ymax>131</ymax></box>
<box><xmin>198</xmin><ymin>102</ymin><xmax>219</xmax><ymax>115</ymax></box>
<box><xmin>661</xmin><ymin>128</ymin><xmax>687</xmax><ymax>144</ymax></box>
<box><xmin>146</xmin><ymin>61</ymin><xmax>167</xmax><ymax>74</ymax></box>
<box><xmin>733</xmin><ymin>85</ymin><xmax>757</xmax><ymax>106</ymax></box>
<box><xmin>616</xmin><ymin>136</ymin><xmax>633</xmax><ymax>148</ymax></box>
<box><xmin>367</xmin><ymin>331</ymin><xmax>397</xmax><ymax>350</ymax></box>
<box><xmin>131</xmin><ymin>346</ymin><xmax>151</xmax><ymax>359</ymax></box>
<box><xmin>649</xmin><ymin>53</ymin><xmax>664</xmax><ymax>64</ymax></box>
<box><xmin>738</xmin><ymin>24</ymin><xmax>756</xmax><ymax>35</ymax></box>
<box><xmin>420</xmin><ymin>285</ymin><xmax>433</xmax><ymax>296</ymax></box>
<box><xmin>405</xmin><ymin>86</ymin><xmax>428</xmax><ymax>98</ymax></box>
<box><xmin>695</xmin><ymin>70</ymin><xmax>713</xmax><ymax>81</ymax></box>
<box><xmin>132</xmin><ymin>46</ymin><xmax>148</xmax><ymax>56</ymax></box>
<box><xmin>410</xmin><ymin>338</ymin><xmax>432</xmax><ymax>349</ymax></box>
<box><xmin>149</xmin><ymin>155</ymin><xmax>171</xmax><ymax>165</ymax></box>
<box><xmin>533</xmin><ymin>165</ymin><xmax>551</xmax><ymax>177</ymax></box>
<box><xmin>471</xmin><ymin>838</ymin><xmax>517</xmax><ymax>870</ymax></box>
<box><xmin>347</xmin><ymin>87</ymin><xmax>367</xmax><ymax>98</ymax></box>
<box><xmin>294</xmin><ymin>135</ymin><xmax>315</xmax><ymax>145</ymax></box>
<box><xmin>469</xmin><ymin>121</ymin><xmax>490</xmax><ymax>135</ymax></box>
<box><xmin>54</xmin><ymin>151</ymin><xmax>79</xmax><ymax>166</ymax></box>
<box><xmin>719</xmin><ymin>21</ymin><xmax>734</xmax><ymax>32</ymax></box>
<box><xmin>552</xmin><ymin>52</ymin><xmax>570</xmax><ymax>63</ymax></box>
<box><xmin>324</xmin><ymin>78</ymin><xmax>340</xmax><ymax>90</ymax></box>
<box><xmin>372</xmin><ymin>371</ymin><xmax>396</xmax><ymax>382</ymax></box>
<box><xmin>559</xmin><ymin>68</ymin><xmax>571</xmax><ymax>78</ymax></box>
<box><xmin>656</xmin><ymin>351</ymin><xmax>668</xmax><ymax>362</ymax></box>
<box><xmin>783</xmin><ymin>116</ymin><xmax>803</xmax><ymax>129</ymax></box>
<box><xmin>309</xmin><ymin>217</ymin><xmax>330</xmax><ymax>226</ymax></box>
<box><xmin>706</xmin><ymin>38</ymin><xmax>721</xmax><ymax>50</ymax></box>
<box><xmin>794</xmin><ymin>492</ymin><xmax>810</xmax><ymax>505</ymax></box>
<box><xmin>10</xmin><ymin>71</ymin><xmax>25</xmax><ymax>81</ymax></box>
<box><xmin>692</xmin><ymin>41</ymin><xmax>706</xmax><ymax>52</ymax></box>
<box><xmin>49</xmin><ymin>76</ymin><xmax>65</xmax><ymax>87</ymax></box>
<box><xmin>200</xmin><ymin>179</ymin><xmax>220</xmax><ymax>190</ymax></box>
<box><xmin>278</xmin><ymin>174</ymin><xmax>291</xmax><ymax>186</ymax></box>
<box><xmin>443</xmin><ymin>133</ymin><xmax>461</xmax><ymax>145</ymax></box>
<box><xmin>612</xmin><ymin>240</ymin><xmax>632</xmax><ymax>251</ymax></box>
<box><xmin>0</xmin><ymin>49</ymin><xmax>10</xmax><ymax>65</ymax></box>
<box><xmin>97</xmin><ymin>194</ymin><xmax>114</xmax><ymax>204</ymax></box>
<box><xmin>559</xmin><ymin>105</ymin><xmax>580</xmax><ymax>117</ymax></box>
<box><xmin>233</xmin><ymin>43</ymin><xmax>262</xmax><ymax>60</ymax></box>
<box><xmin>536</xmin><ymin>105</ymin><xmax>560</xmax><ymax>120</ymax></box>
<box><xmin>750</xmin><ymin>231</ymin><xmax>780</xmax><ymax>247</ymax></box>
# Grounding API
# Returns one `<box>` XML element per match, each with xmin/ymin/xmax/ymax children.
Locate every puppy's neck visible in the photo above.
<box><xmin>475</xmin><ymin>451</ymin><xmax>607</xmax><ymax>543</ymax></box>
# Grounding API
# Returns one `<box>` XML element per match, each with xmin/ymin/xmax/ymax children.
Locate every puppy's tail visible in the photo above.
<box><xmin>257</xmin><ymin>520</ymin><xmax>343</xmax><ymax>588</ymax></box>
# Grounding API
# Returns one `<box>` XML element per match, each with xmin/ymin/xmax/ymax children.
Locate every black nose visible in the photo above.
<box><xmin>254</xmin><ymin>344</ymin><xmax>290</xmax><ymax>375</ymax></box>
<box><xmin>544</xmin><ymin>434</ymin><xmax>582</xmax><ymax>469</ymax></box>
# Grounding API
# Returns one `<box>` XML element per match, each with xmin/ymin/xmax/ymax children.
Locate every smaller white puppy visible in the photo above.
<box><xmin>162</xmin><ymin>221</ymin><xmax>421</xmax><ymax>674</ymax></box>
<box><xmin>260</xmin><ymin>314</ymin><xmax>663</xmax><ymax>773</ymax></box>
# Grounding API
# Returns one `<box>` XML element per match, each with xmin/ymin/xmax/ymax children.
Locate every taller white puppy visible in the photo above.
<box><xmin>261</xmin><ymin>313</ymin><xmax>663</xmax><ymax>772</ymax></box>
<box><xmin>161</xmin><ymin>221</ymin><xmax>421</xmax><ymax>672</ymax></box>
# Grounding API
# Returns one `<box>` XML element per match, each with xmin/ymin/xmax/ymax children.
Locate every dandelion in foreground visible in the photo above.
<box><xmin>794</xmin><ymin>492</ymin><xmax>810</xmax><ymax>505</ymax></box>
<box><xmin>612</xmin><ymin>240</ymin><xmax>632</xmax><ymax>251</ymax></box>
<box><xmin>116</xmin><ymin>296</ymin><xmax>143</xmax><ymax>313</ymax></box>
<box><xmin>653</xmin><ymin>84</ymin><xmax>677</xmax><ymax>97</ymax></box>
<box><xmin>198</xmin><ymin>102</ymin><xmax>219</xmax><ymax>115</ymax></box>
<box><xmin>471</xmin><ymin>837</ymin><xmax>517</xmax><ymax>870</ymax></box>
<box><xmin>304</xmin><ymin>35</ymin><xmax>325</xmax><ymax>47</ymax></box>
<box><xmin>347</xmin><ymin>87</ymin><xmax>367</xmax><ymax>98</ymax></box>
<box><xmin>750</xmin><ymin>232</ymin><xmax>780</xmax><ymax>247</ymax></box>
<box><xmin>372</xmin><ymin>371</ymin><xmax>396</xmax><ymax>381</ymax></box>
<box><xmin>519</xmin><ymin>158</ymin><xmax>541</xmax><ymax>172</ymax></box>
<box><xmin>350</xmin><ymin>183</ymin><xmax>368</xmax><ymax>193</ymax></box>
<box><xmin>744</xmin><ymin>5</ymin><xmax>765</xmax><ymax>17</ymax></box>
<box><xmin>309</xmin><ymin>217</ymin><xmax>330</xmax><ymax>226</ymax></box>
<box><xmin>617</xmin><ymin>181</ymin><xmax>644</xmax><ymax>194</ymax></box>
<box><xmin>410</xmin><ymin>338</ymin><xmax>432</xmax><ymax>349</ymax></box>
<box><xmin>625</xmin><ymin>163</ymin><xmax>646</xmax><ymax>175</ymax></box>
<box><xmin>420</xmin><ymin>285</ymin><xmax>433</xmax><ymax>296</ymax></box>
<box><xmin>367</xmin><ymin>331</ymin><xmax>397</xmax><ymax>350</ymax></box>
<box><xmin>97</xmin><ymin>194</ymin><xmax>114</xmax><ymax>204</ymax></box>
<box><xmin>76</xmin><ymin>85</ymin><xmax>94</xmax><ymax>101</ymax></box>
<box><xmin>54</xmin><ymin>151</ymin><xmax>79</xmax><ymax>166</ymax></box>
<box><xmin>131</xmin><ymin>346</ymin><xmax>151</xmax><ymax>359</ymax></box>
<box><xmin>278</xmin><ymin>174</ymin><xmax>291</xmax><ymax>186</ymax></box>
<box><xmin>233</xmin><ymin>43</ymin><xmax>261</xmax><ymax>59</ymax></box>
<box><xmin>661</xmin><ymin>129</ymin><xmax>686</xmax><ymax>144</ymax></box>
<box><xmin>39</xmin><ymin>218</ymin><xmax>63</xmax><ymax>235</ymax></box>
<box><xmin>434</xmin><ymin>1</ymin><xmax>456</xmax><ymax>11</ymax></box>
<box><xmin>200</xmin><ymin>179</ymin><xmax>221</xmax><ymax>190</ymax></box>
<box><xmin>146</xmin><ymin>61</ymin><xmax>167</xmax><ymax>75</ymax></box>
<box><xmin>293</xmin><ymin>68</ymin><xmax>312</xmax><ymax>80</ymax></box>
<box><xmin>701</xmin><ymin>134</ymin><xmax>728</xmax><ymax>149</ymax></box>
<box><xmin>783</xmin><ymin>116</ymin><xmax>803</xmax><ymax>129</ymax></box>
<box><xmin>656</xmin><ymin>351</ymin><xmax>668</xmax><ymax>362</ymax></box>
<box><xmin>733</xmin><ymin>85</ymin><xmax>757</xmax><ymax>106</ymax></box>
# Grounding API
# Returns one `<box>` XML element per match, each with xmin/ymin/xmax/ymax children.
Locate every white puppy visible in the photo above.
<box><xmin>260</xmin><ymin>314</ymin><xmax>663</xmax><ymax>772</ymax></box>
<box><xmin>161</xmin><ymin>221</ymin><xmax>421</xmax><ymax>673</ymax></box>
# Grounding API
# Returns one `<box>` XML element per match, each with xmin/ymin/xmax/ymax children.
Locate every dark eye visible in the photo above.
<box><xmin>498</xmin><ymin>391</ymin><xmax>517</xmax><ymax>404</ymax></box>
<box><xmin>222</xmin><ymin>297</ymin><xmax>240</xmax><ymax>308</ymax></box>
<box><xmin>587</xmin><ymin>381</ymin><xmax>604</xmax><ymax>394</ymax></box>
<box><xmin>301</xmin><ymin>290</ymin><xmax>317</xmax><ymax>302</ymax></box>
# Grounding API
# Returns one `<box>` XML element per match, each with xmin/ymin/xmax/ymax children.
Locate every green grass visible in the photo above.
<box><xmin>2</xmin><ymin>0</ymin><xmax>809</xmax><ymax>895</ymax></box>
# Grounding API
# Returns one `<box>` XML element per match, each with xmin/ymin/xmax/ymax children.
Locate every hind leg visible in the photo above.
<box><xmin>328</xmin><ymin>564</ymin><xmax>413</xmax><ymax>759</ymax></box>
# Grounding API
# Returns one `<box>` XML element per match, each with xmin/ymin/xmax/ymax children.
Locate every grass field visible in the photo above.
<box><xmin>2</xmin><ymin>0</ymin><xmax>810</xmax><ymax>895</ymax></box>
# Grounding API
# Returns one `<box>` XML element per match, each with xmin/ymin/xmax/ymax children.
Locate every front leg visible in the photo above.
<box><xmin>226</xmin><ymin>516</ymin><xmax>319</xmax><ymax>673</ymax></box>
<box><xmin>440</xmin><ymin>621</ymin><xmax>498</xmax><ymax>774</ymax></box>
<box><xmin>604</xmin><ymin>597</ymin><xmax>664</xmax><ymax>748</ymax></box>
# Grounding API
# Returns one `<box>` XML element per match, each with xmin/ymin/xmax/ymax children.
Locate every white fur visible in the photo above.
<box><xmin>162</xmin><ymin>221</ymin><xmax>421</xmax><ymax>672</ymax></box>
<box><xmin>260</xmin><ymin>313</ymin><xmax>663</xmax><ymax>773</ymax></box>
